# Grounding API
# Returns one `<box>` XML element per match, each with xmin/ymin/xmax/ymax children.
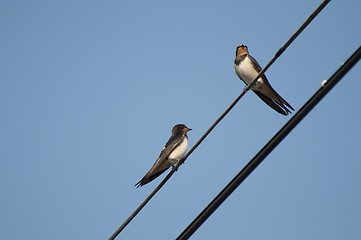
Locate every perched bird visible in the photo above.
<box><xmin>234</xmin><ymin>44</ymin><xmax>294</xmax><ymax>115</ymax></box>
<box><xmin>135</xmin><ymin>124</ymin><xmax>191</xmax><ymax>188</ymax></box>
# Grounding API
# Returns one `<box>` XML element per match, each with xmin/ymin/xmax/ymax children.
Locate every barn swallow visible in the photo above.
<box><xmin>234</xmin><ymin>44</ymin><xmax>294</xmax><ymax>115</ymax></box>
<box><xmin>135</xmin><ymin>124</ymin><xmax>191</xmax><ymax>188</ymax></box>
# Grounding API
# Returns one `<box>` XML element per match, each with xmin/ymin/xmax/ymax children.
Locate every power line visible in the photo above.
<box><xmin>177</xmin><ymin>0</ymin><xmax>331</xmax><ymax>168</ymax></box>
<box><xmin>176</xmin><ymin>45</ymin><xmax>361</xmax><ymax>240</ymax></box>
<box><xmin>108</xmin><ymin>1</ymin><xmax>330</xmax><ymax>239</ymax></box>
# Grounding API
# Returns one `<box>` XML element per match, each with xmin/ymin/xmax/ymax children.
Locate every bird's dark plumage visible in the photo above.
<box><xmin>135</xmin><ymin>124</ymin><xmax>191</xmax><ymax>188</ymax></box>
<box><xmin>234</xmin><ymin>44</ymin><xmax>294</xmax><ymax>115</ymax></box>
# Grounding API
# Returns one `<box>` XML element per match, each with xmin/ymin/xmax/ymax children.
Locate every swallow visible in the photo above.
<box><xmin>135</xmin><ymin>124</ymin><xmax>191</xmax><ymax>188</ymax></box>
<box><xmin>234</xmin><ymin>44</ymin><xmax>294</xmax><ymax>115</ymax></box>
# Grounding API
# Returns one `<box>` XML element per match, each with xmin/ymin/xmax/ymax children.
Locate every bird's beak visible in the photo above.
<box><xmin>187</xmin><ymin>128</ymin><xmax>192</xmax><ymax>131</ymax></box>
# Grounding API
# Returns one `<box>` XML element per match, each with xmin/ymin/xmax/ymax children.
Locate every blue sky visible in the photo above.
<box><xmin>1</xmin><ymin>1</ymin><xmax>360</xmax><ymax>239</ymax></box>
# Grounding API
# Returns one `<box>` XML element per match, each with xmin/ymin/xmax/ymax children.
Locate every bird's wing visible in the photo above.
<box><xmin>248</xmin><ymin>54</ymin><xmax>275</xmax><ymax>85</ymax></box>
<box><xmin>149</xmin><ymin>132</ymin><xmax>184</xmax><ymax>173</ymax></box>
<box><xmin>248</xmin><ymin>54</ymin><xmax>263</xmax><ymax>72</ymax></box>
<box><xmin>134</xmin><ymin>132</ymin><xmax>185</xmax><ymax>188</ymax></box>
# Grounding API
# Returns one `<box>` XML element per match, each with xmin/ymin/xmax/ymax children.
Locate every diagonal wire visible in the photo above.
<box><xmin>176</xmin><ymin>45</ymin><xmax>361</xmax><ymax>240</ymax></box>
<box><xmin>177</xmin><ymin>0</ymin><xmax>330</xmax><ymax>166</ymax></box>
<box><xmin>108</xmin><ymin>1</ymin><xmax>330</xmax><ymax>239</ymax></box>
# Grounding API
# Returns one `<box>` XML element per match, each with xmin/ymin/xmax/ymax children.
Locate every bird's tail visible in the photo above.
<box><xmin>134</xmin><ymin>168</ymin><xmax>168</xmax><ymax>188</ymax></box>
<box><xmin>254</xmin><ymin>91</ymin><xmax>291</xmax><ymax>115</ymax></box>
<box><xmin>276</xmin><ymin>94</ymin><xmax>295</xmax><ymax>113</ymax></box>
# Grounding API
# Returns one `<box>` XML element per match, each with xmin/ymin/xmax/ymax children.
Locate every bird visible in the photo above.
<box><xmin>234</xmin><ymin>44</ymin><xmax>294</xmax><ymax>115</ymax></box>
<box><xmin>135</xmin><ymin>124</ymin><xmax>192</xmax><ymax>188</ymax></box>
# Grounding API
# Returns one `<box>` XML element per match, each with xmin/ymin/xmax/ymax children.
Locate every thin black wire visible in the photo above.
<box><xmin>178</xmin><ymin>0</ymin><xmax>330</xmax><ymax>167</ymax></box>
<box><xmin>176</xmin><ymin>45</ymin><xmax>361</xmax><ymax>240</ymax></box>
<box><xmin>108</xmin><ymin>1</ymin><xmax>330</xmax><ymax>239</ymax></box>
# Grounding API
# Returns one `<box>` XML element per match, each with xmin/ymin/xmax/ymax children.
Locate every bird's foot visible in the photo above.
<box><xmin>172</xmin><ymin>164</ymin><xmax>179</xmax><ymax>172</ymax></box>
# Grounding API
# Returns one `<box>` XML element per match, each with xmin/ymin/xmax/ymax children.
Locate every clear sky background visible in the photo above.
<box><xmin>1</xmin><ymin>1</ymin><xmax>360</xmax><ymax>239</ymax></box>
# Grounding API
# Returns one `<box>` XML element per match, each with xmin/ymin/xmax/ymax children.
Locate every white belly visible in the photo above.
<box><xmin>234</xmin><ymin>57</ymin><xmax>264</xmax><ymax>91</ymax></box>
<box><xmin>168</xmin><ymin>138</ymin><xmax>188</xmax><ymax>165</ymax></box>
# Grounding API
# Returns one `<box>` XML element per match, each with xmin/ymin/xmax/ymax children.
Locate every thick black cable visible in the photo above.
<box><xmin>108</xmin><ymin>1</ymin><xmax>330</xmax><ymax>239</ymax></box>
<box><xmin>176</xmin><ymin>45</ymin><xmax>361</xmax><ymax>240</ymax></box>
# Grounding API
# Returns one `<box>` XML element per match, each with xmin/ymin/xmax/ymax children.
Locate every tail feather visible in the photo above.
<box><xmin>278</xmin><ymin>95</ymin><xmax>295</xmax><ymax>111</ymax></box>
<box><xmin>253</xmin><ymin>90</ymin><xmax>289</xmax><ymax>115</ymax></box>
<box><xmin>135</xmin><ymin>168</ymin><xmax>168</xmax><ymax>188</ymax></box>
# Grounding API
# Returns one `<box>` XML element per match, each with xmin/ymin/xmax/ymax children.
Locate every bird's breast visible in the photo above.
<box><xmin>234</xmin><ymin>57</ymin><xmax>264</xmax><ymax>90</ymax></box>
<box><xmin>168</xmin><ymin>137</ymin><xmax>188</xmax><ymax>162</ymax></box>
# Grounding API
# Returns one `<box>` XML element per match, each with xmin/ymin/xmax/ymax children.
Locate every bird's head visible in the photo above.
<box><xmin>172</xmin><ymin>124</ymin><xmax>192</xmax><ymax>135</ymax></box>
<box><xmin>236</xmin><ymin>44</ymin><xmax>249</xmax><ymax>57</ymax></box>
